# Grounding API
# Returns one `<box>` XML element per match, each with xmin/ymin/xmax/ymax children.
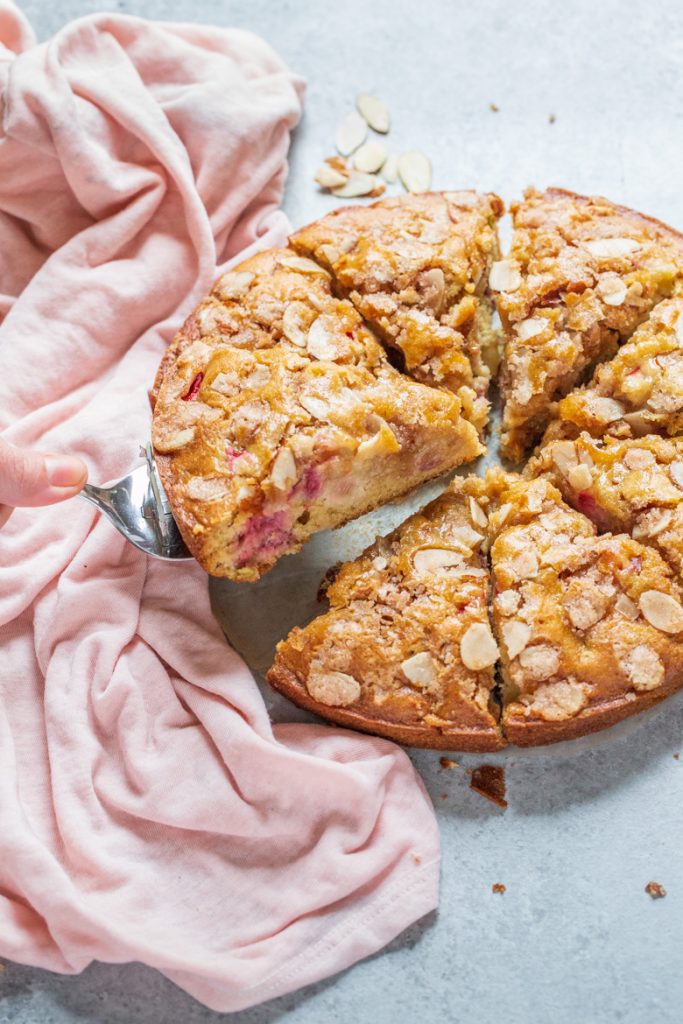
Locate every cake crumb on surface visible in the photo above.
<box><xmin>492</xmin><ymin>883</ymin><xmax>506</xmax><ymax>894</ymax></box>
<box><xmin>439</xmin><ymin>757</ymin><xmax>458</xmax><ymax>770</ymax></box>
<box><xmin>470</xmin><ymin>765</ymin><xmax>507</xmax><ymax>808</ymax></box>
<box><xmin>645</xmin><ymin>881</ymin><xmax>667</xmax><ymax>899</ymax></box>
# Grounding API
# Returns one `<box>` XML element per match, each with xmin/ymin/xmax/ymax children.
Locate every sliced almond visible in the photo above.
<box><xmin>460</xmin><ymin>623</ymin><xmax>500</xmax><ymax>672</ymax></box>
<box><xmin>639</xmin><ymin>590</ymin><xmax>683</xmax><ymax>634</ymax></box>
<box><xmin>185</xmin><ymin>477</ymin><xmax>230</xmax><ymax>502</ymax></box>
<box><xmin>332</xmin><ymin>172</ymin><xmax>378</xmax><ymax>198</ymax></box>
<box><xmin>335</xmin><ymin>111</ymin><xmax>368</xmax><ymax>156</ymax></box>
<box><xmin>502</xmin><ymin>620</ymin><xmax>532</xmax><ymax>660</ymax></box>
<box><xmin>567</xmin><ymin>464</ymin><xmax>593</xmax><ymax>491</ymax></box>
<box><xmin>615</xmin><ymin>592</ymin><xmax>639</xmax><ymax>620</ymax></box>
<box><xmin>353</xmin><ymin>140</ymin><xmax>387</xmax><ymax>173</ymax></box>
<box><xmin>647</xmin><ymin>509</ymin><xmax>671</xmax><ymax>540</ymax></box>
<box><xmin>314</xmin><ymin>164</ymin><xmax>349</xmax><ymax>189</ymax></box>
<box><xmin>154</xmin><ymin>427</ymin><xmax>195</xmax><ymax>453</ymax></box>
<box><xmin>551</xmin><ymin>440</ymin><xmax>578</xmax><ymax>475</ymax></box>
<box><xmin>356</xmin><ymin>93</ymin><xmax>390</xmax><ymax>133</ymax></box>
<box><xmin>597</xmin><ymin>275</ymin><xmax>628</xmax><ymax>307</ymax></box>
<box><xmin>412</xmin><ymin>547</ymin><xmax>464</xmax><ymax>574</ymax></box>
<box><xmin>515</xmin><ymin>317</ymin><xmax>546</xmax><ymax>340</ymax></box>
<box><xmin>372</xmin><ymin>556</ymin><xmax>388</xmax><ymax>571</ymax></box>
<box><xmin>584</xmin><ymin>237</ymin><xmax>640</xmax><ymax>259</ymax></box>
<box><xmin>357</xmin><ymin>423</ymin><xmax>401</xmax><ymax>458</ymax></box>
<box><xmin>299</xmin><ymin>394</ymin><xmax>329</xmax><ymax>420</ymax></box>
<box><xmin>278</xmin><ymin>255</ymin><xmax>329</xmax><ymax>275</ymax></box>
<box><xmin>669</xmin><ymin>461</ymin><xmax>683</xmax><ymax>489</ymax></box>
<box><xmin>489</xmin><ymin>260</ymin><xmax>522</xmax><ymax>292</ymax></box>
<box><xmin>589</xmin><ymin>396</ymin><xmax>627</xmax><ymax>423</ymax></box>
<box><xmin>307</xmin><ymin>671</ymin><xmax>361</xmax><ymax>707</ymax></box>
<box><xmin>469</xmin><ymin>496</ymin><xmax>488</xmax><ymax>528</ymax></box>
<box><xmin>270</xmin><ymin>447</ymin><xmax>297</xmax><ymax>491</ymax></box>
<box><xmin>497</xmin><ymin>589</ymin><xmax>521</xmax><ymax>616</ymax></box>
<box><xmin>215</xmin><ymin>271</ymin><xmax>254</xmax><ymax>301</ymax></box>
<box><xmin>623</xmin><ymin>644</ymin><xmax>665</xmax><ymax>692</ymax></box>
<box><xmin>307</xmin><ymin>317</ymin><xmax>338</xmax><ymax>360</ymax></box>
<box><xmin>401</xmin><ymin>652</ymin><xmax>439</xmax><ymax>691</ymax></box>
<box><xmin>397</xmin><ymin>150</ymin><xmax>432</xmax><ymax>194</ymax></box>
<box><xmin>382</xmin><ymin>153</ymin><xmax>399</xmax><ymax>183</ymax></box>
<box><xmin>451</xmin><ymin>524</ymin><xmax>484</xmax><ymax>550</ymax></box>
<box><xmin>282</xmin><ymin>301</ymin><xmax>310</xmax><ymax>347</ymax></box>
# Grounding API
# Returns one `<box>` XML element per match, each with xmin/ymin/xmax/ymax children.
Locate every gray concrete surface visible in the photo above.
<box><xmin>4</xmin><ymin>0</ymin><xmax>683</xmax><ymax>1021</ymax></box>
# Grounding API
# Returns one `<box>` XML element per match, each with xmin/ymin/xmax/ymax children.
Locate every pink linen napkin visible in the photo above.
<box><xmin>0</xmin><ymin>2</ymin><xmax>440</xmax><ymax>1012</ymax></box>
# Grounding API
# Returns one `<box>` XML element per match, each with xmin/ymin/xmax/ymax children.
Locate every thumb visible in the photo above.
<box><xmin>0</xmin><ymin>437</ymin><xmax>87</xmax><ymax>510</ymax></box>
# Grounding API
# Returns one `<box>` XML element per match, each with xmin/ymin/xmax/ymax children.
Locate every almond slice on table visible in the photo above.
<box><xmin>381</xmin><ymin>153</ymin><xmax>399</xmax><ymax>183</ymax></box>
<box><xmin>331</xmin><ymin>172</ymin><xmax>379</xmax><ymax>198</ymax></box>
<box><xmin>314</xmin><ymin>164</ymin><xmax>349</xmax><ymax>189</ymax></box>
<box><xmin>397</xmin><ymin>150</ymin><xmax>432</xmax><ymax>194</ymax></box>
<box><xmin>356</xmin><ymin>93</ymin><xmax>390</xmax><ymax>133</ymax></box>
<box><xmin>335</xmin><ymin>111</ymin><xmax>368</xmax><ymax>156</ymax></box>
<box><xmin>353</xmin><ymin>140</ymin><xmax>387</xmax><ymax>173</ymax></box>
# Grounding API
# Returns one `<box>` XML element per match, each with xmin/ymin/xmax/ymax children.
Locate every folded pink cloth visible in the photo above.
<box><xmin>0</xmin><ymin>3</ymin><xmax>439</xmax><ymax>1012</ymax></box>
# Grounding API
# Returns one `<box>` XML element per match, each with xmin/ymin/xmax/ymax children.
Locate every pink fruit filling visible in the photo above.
<box><xmin>183</xmin><ymin>372</ymin><xmax>204</xmax><ymax>401</ymax></box>
<box><xmin>292</xmin><ymin>466</ymin><xmax>322</xmax><ymax>501</ymax></box>
<box><xmin>576</xmin><ymin>490</ymin><xmax>611</xmax><ymax>532</ymax></box>
<box><xmin>235</xmin><ymin>510</ymin><xmax>292</xmax><ymax>567</ymax></box>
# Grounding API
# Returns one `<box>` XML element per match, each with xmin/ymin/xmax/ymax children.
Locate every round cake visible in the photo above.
<box><xmin>152</xmin><ymin>187</ymin><xmax>683</xmax><ymax>748</ymax></box>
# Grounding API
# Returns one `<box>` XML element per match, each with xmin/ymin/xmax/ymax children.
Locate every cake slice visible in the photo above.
<box><xmin>496</xmin><ymin>188</ymin><xmax>683</xmax><ymax>461</ymax></box>
<box><xmin>152</xmin><ymin>249</ymin><xmax>482</xmax><ymax>581</ymax></box>
<box><xmin>528</xmin><ymin>433</ymin><xmax>683</xmax><ymax>583</ymax></box>
<box><xmin>542</xmin><ymin>296</ymin><xmax>683</xmax><ymax>443</ymax></box>
<box><xmin>489</xmin><ymin>476</ymin><xmax>683</xmax><ymax>745</ymax></box>
<box><xmin>268</xmin><ymin>477</ymin><xmax>505</xmax><ymax>750</ymax></box>
<box><xmin>289</xmin><ymin>191</ymin><xmax>504</xmax><ymax>435</ymax></box>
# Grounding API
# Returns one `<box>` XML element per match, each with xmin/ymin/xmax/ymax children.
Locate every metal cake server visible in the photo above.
<box><xmin>79</xmin><ymin>443</ymin><xmax>192</xmax><ymax>560</ymax></box>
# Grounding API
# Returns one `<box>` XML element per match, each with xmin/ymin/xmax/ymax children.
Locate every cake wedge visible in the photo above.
<box><xmin>151</xmin><ymin>248</ymin><xmax>482</xmax><ymax>581</ymax></box>
<box><xmin>489</xmin><ymin>477</ymin><xmax>683</xmax><ymax>745</ymax></box>
<box><xmin>290</xmin><ymin>191</ymin><xmax>504</xmax><ymax>436</ymax></box>
<box><xmin>496</xmin><ymin>188</ymin><xmax>683</xmax><ymax>461</ymax></box>
<box><xmin>268</xmin><ymin>476</ymin><xmax>505</xmax><ymax>750</ymax></box>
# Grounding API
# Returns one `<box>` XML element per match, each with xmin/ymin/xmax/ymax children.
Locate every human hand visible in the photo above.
<box><xmin>0</xmin><ymin>436</ymin><xmax>88</xmax><ymax>528</ymax></box>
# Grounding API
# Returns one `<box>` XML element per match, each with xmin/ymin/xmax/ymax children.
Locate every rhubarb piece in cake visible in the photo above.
<box><xmin>529</xmin><ymin>433</ymin><xmax>683</xmax><ymax>583</ymax></box>
<box><xmin>542</xmin><ymin>296</ymin><xmax>683</xmax><ymax>444</ymax></box>
<box><xmin>152</xmin><ymin>249</ymin><xmax>482</xmax><ymax>581</ymax></box>
<box><xmin>496</xmin><ymin>188</ymin><xmax>683</xmax><ymax>461</ymax></box>
<box><xmin>289</xmin><ymin>191</ymin><xmax>504</xmax><ymax>435</ymax></box>
<box><xmin>489</xmin><ymin>476</ymin><xmax>683</xmax><ymax>745</ymax></box>
<box><xmin>268</xmin><ymin>477</ymin><xmax>505</xmax><ymax>750</ymax></box>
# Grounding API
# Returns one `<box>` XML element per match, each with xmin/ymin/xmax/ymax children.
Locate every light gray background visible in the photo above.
<box><xmin>4</xmin><ymin>1</ymin><xmax>683</xmax><ymax>1022</ymax></box>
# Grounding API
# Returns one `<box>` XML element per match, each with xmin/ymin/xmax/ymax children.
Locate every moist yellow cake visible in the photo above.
<box><xmin>529</xmin><ymin>433</ymin><xmax>683</xmax><ymax>582</ymax></box>
<box><xmin>496</xmin><ymin>188</ymin><xmax>683</xmax><ymax>461</ymax></box>
<box><xmin>152</xmin><ymin>248</ymin><xmax>482</xmax><ymax>580</ymax></box>
<box><xmin>290</xmin><ymin>191</ymin><xmax>504</xmax><ymax>435</ymax></box>
<box><xmin>542</xmin><ymin>296</ymin><xmax>683</xmax><ymax>444</ymax></box>
<box><xmin>489</xmin><ymin>477</ymin><xmax>683</xmax><ymax>745</ymax></box>
<box><xmin>268</xmin><ymin>476</ymin><xmax>507</xmax><ymax>751</ymax></box>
